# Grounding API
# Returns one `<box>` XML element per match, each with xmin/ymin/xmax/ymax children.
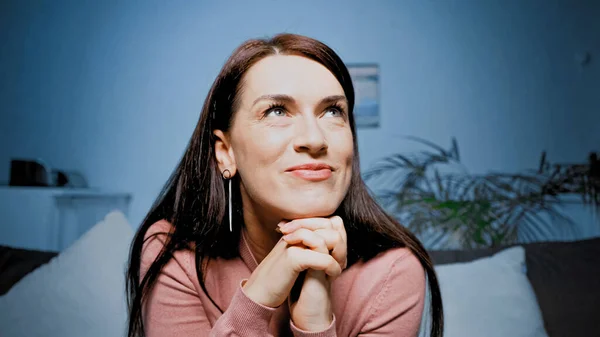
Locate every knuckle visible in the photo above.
<box><xmin>315</xmin><ymin>233</ymin><xmax>325</xmax><ymax>243</ymax></box>
<box><xmin>330</xmin><ymin>255</ymin><xmax>338</xmax><ymax>265</ymax></box>
<box><xmin>297</xmin><ymin>228</ymin><xmax>310</xmax><ymax>236</ymax></box>
<box><xmin>332</xmin><ymin>262</ymin><xmax>342</xmax><ymax>275</ymax></box>
<box><xmin>286</xmin><ymin>246</ymin><xmax>299</xmax><ymax>259</ymax></box>
<box><xmin>334</xmin><ymin>231</ymin><xmax>342</xmax><ymax>242</ymax></box>
<box><xmin>315</xmin><ymin>236</ymin><xmax>326</xmax><ymax>248</ymax></box>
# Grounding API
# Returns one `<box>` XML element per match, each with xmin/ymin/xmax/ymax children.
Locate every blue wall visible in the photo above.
<box><xmin>1</xmin><ymin>0</ymin><xmax>599</xmax><ymax>235</ymax></box>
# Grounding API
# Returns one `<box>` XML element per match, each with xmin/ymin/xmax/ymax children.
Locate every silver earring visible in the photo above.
<box><xmin>222</xmin><ymin>169</ymin><xmax>232</xmax><ymax>232</ymax></box>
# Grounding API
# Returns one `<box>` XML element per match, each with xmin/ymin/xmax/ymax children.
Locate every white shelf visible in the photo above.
<box><xmin>0</xmin><ymin>186</ymin><xmax>132</xmax><ymax>251</ymax></box>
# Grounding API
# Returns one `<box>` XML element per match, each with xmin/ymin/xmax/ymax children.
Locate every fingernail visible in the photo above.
<box><xmin>278</xmin><ymin>221</ymin><xmax>291</xmax><ymax>232</ymax></box>
<box><xmin>275</xmin><ymin>227</ymin><xmax>282</xmax><ymax>234</ymax></box>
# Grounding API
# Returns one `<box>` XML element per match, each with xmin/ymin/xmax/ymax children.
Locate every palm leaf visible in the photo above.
<box><xmin>365</xmin><ymin>138</ymin><xmax>599</xmax><ymax>249</ymax></box>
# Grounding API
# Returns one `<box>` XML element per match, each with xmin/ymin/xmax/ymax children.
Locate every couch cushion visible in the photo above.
<box><xmin>523</xmin><ymin>238</ymin><xmax>600</xmax><ymax>337</ymax></box>
<box><xmin>0</xmin><ymin>211</ymin><xmax>133</xmax><ymax>337</ymax></box>
<box><xmin>428</xmin><ymin>237</ymin><xmax>600</xmax><ymax>337</ymax></box>
<box><xmin>427</xmin><ymin>246</ymin><xmax>548</xmax><ymax>337</ymax></box>
<box><xmin>0</xmin><ymin>246</ymin><xmax>58</xmax><ymax>295</ymax></box>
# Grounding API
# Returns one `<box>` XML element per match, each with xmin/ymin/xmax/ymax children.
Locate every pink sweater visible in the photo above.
<box><xmin>140</xmin><ymin>220</ymin><xmax>426</xmax><ymax>336</ymax></box>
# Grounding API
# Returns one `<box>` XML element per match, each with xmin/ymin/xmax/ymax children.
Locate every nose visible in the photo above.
<box><xmin>293</xmin><ymin>115</ymin><xmax>328</xmax><ymax>155</ymax></box>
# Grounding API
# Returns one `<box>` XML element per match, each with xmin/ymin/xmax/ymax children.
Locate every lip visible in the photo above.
<box><xmin>286</xmin><ymin>163</ymin><xmax>333</xmax><ymax>171</ymax></box>
<box><xmin>285</xmin><ymin>162</ymin><xmax>333</xmax><ymax>182</ymax></box>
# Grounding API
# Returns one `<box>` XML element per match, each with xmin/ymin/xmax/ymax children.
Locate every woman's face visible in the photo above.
<box><xmin>215</xmin><ymin>55</ymin><xmax>354</xmax><ymax>223</ymax></box>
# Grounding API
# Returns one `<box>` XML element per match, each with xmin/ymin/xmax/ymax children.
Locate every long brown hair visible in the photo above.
<box><xmin>126</xmin><ymin>33</ymin><xmax>443</xmax><ymax>337</ymax></box>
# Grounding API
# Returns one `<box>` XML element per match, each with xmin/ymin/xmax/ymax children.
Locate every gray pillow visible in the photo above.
<box><xmin>523</xmin><ymin>238</ymin><xmax>600</xmax><ymax>337</ymax></box>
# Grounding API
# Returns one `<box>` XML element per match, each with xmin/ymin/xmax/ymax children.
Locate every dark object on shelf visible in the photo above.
<box><xmin>55</xmin><ymin>170</ymin><xmax>88</xmax><ymax>188</ymax></box>
<box><xmin>9</xmin><ymin>159</ymin><xmax>88</xmax><ymax>188</ymax></box>
<box><xmin>9</xmin><ymin>159</ymin><xmax>51</xmax><ymax>187</ymax></box>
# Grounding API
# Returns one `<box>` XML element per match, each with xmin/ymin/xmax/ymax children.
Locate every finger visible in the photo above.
<box><xmin>312</xmin><ymin>229</ymin><xmax>346</xmax><ymax>267</ymax></box>
<box><xmin>282</xmin><ymin>228</ymin><xmax>328</xmax><ymax>254</ymax></box>
<box><xmin>329</xmin><ymin>216</ymin><xmax>347</xmax><ymax>245</ymax></box>
<box><xmin>284</xmin><ymin>228</ymin><xmax>347</xmax><ymax>270</ymax></box>
<box><xmin>284</xmin><ymin>228</ymin><xmax>340</xmax><ymax>252</ymax></box>
<box><xmin>287</xmin><ymin>247</ymin><xmax>342</xmax><ymax>277</ymax></box>
<box><xmin>328</xmin><ymin>216</ymin><xmax>348</xmax><ymax>269</ymax></box>
<box><xmin>312</xmin><ymin>229</ymin><xmax>340</xmax><ymax>250</ymax></box>
<box><xmin>317</xmin><ymin>229</ymin><xmax>346</xmax><ymax>268</ymax></box>
<box><xmin>279</xmin><ymin>217</ymin><xmax>333</xmax><ymax>234</ymax></box>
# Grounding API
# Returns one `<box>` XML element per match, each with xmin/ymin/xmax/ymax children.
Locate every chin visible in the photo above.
<box><xmin>278</xmin><ymin>198</ymin><xmax>342</xmax><ymax>220</ymax></box>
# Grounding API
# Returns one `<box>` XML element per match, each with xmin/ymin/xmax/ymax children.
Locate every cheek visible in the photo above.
<box><xmin>338</xmin><ymin>129</ymin><xmax>355</xmax><ymax>190</ymax></box>
<box><xmin>232</xmin><ymin>127</ymin><xmax>293</xmax><ymax>214</ymax></box>
<box><xmin>335</xmin><ymin>128</ymin><xmax>355</xmax><ymax>165</ymax></box>
<box><xmin>324</xmin><ymin>125</ymin><xmax>354</xmax><ymax>190</ymax></box>
<box><xmin>345</xmin><ymin>133</ymin><xmax>355</xmax><ymax>161</ymax></box>
<box><xmin>233</xmin><ymin>127</ymin><xmax>289</xmax><ymax>174</ymax></box>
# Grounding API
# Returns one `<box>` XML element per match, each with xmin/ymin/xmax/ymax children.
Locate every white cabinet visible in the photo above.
<box><xmin>0</xmin><ymin>187</ymin><xmax>131</xmax><ymax>252</ymax></box>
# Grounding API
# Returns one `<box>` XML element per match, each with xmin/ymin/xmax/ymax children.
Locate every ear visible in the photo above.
<box><xmin>213</xmin><ymin>129</ymin><xmax>237</xmax><ymax>177</ymax></box>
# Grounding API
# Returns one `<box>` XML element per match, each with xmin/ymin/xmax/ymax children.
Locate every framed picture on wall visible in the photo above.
<box><xmin>347</xmin><ymin>63</ymin><xmax>379</xmax><ymax>128</ymax></box>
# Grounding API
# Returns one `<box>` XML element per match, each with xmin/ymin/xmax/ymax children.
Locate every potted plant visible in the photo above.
<box><xmin>363</xmin><ymin>137</ymin><xmax>600</xmax><ymax>249</ymax></box>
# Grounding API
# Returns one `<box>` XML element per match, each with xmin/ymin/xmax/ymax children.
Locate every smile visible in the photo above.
<box><xmin>285</xmin><ymin>162</ymin><xmax>333</xmax><ymax>182</ymax></box>
<box><xmin>287</xmin><ymin>168</ymin><xmax>332</xmax><ymax>181</ymax></box>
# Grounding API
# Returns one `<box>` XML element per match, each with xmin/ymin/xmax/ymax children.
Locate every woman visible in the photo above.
<box><xmin>126</xmin><ymin>33</ymin><xmax>443</xmax><ymax>337</ymax></box>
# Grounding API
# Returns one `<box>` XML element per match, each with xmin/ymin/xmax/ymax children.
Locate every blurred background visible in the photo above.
<box><xmin>2</xmin><ymin>0</ymin><xmax>599</xmax><ymax>235</ymax></box>
<box><xmin>0</xmin><ymin>1</ymin><xmax>599</xmax><ymax>336</ymax></box>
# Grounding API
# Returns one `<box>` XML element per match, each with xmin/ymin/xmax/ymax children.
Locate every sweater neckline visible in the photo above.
<box><xmin>239</xmin><ymin>229</ymin><xmax>259</xmax><ymax>272</ymax></box>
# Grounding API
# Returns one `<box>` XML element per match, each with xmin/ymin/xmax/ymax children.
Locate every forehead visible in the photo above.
<box><xmin>240</xmin><ymin>55</ymin><xmax>345</xmax><ymax>102</ymax></box>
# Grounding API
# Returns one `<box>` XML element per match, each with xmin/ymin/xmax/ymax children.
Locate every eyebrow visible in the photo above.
<box><xmin>251</xmin><ymin>94</ymin><xmax>347</xmax><ymax>108</ymax></box>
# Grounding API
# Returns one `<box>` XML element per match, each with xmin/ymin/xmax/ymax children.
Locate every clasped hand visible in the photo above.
<box><xmin>242</xmin><ymin>216</ymin><xmax>347</xmax><ymax>332</ymax></box>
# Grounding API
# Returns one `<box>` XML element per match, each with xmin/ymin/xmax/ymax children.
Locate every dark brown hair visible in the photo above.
<box><xmin>126</xmin><ymin>33</ymin><xmax>443</xmax><ymax>337</ymax></box>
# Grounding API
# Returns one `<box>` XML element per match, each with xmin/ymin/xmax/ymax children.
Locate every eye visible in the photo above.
<box><xmin>323</xmin><ymin>104</ymin><xmax>345</xmax><ymax>118</ymax></box>
<box><xmin>264</xmin><ymin>104</ymin><xmax>287</xmax><ymax>118</ymax></box>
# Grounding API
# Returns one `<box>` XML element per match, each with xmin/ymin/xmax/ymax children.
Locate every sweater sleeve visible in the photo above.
<box><xmin>290</xmin><ymin>315</ymin><xmax>338</xmax><ymax>337</ymax></box>
<box><xmin>140</xmin><ymin>221</ymin><xmax>277</xmax><ymax>337</ymax></box>
<box><xmin>358</xmin><ymin>251</ymin><xmax>427</xmax><ymax>337</ymax></box>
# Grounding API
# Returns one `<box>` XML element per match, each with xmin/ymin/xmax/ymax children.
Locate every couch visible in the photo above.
<box><xmin>428</xmin><ymin>237</ymin><xmax>600</xmax><ymax>337</ymax></box>
<box><xmin>0</xmin><ymin>212</ymin><xmax>598</xmax><ymax>336</ymax></box>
